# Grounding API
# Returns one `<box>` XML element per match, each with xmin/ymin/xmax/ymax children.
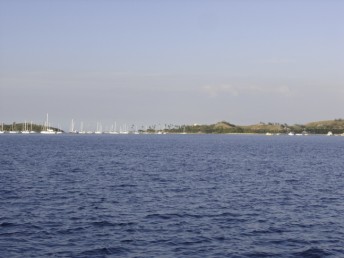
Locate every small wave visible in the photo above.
<box><xmin>244</xmin><ymin>251</ymin><xmax>277</xmax><ymax>257</ymax></box>
<box><xmin>145</xmin><ymin>212</ymin><xmax>206</xmax><ymax>220</ymax></box>
<box><xmin>117</xmin><ymin>184</ymin><xmax>137</xmax><ymax>188</ymax></box>
<box><xmin>91</xmin><ymin>221</ymin><xmax>117</xmax><ymax>227</ymax></box>
<box><xmin>293</xmin><ymin>247</ymin><xmax>331</xmax><ymax>257</ymax></box>
<box><xmin>71</xmin><ymin>168</ymin><xmax>83</xmax><ymax>172</ymax></box>
<box><xmin>145</xmin><ymin>211</ymin><xmax>246</xmax><ymax>221</ymax></box>
<box><xmin>145</xmin><ymin>213</ymin><xmax>183</xmax><ymax>220</ymax></box>
<box><xmin>0</xmin><ymin>222</ymin><xmax>15</xmax><ymax>227</ymax></box>
<box><xmin>91</xmin><ymin>221</ymin><xmax>135</xmax><ymax>228</ymax></box>
<box><xmin>57</xmin><ymin>226</ymin><xmax>85</xmax><ymax>235</ymax></box>
<box><xmin>80</xmin><ymin>246</ymin><xmax>129</xmax><ymax>256</ymax></box>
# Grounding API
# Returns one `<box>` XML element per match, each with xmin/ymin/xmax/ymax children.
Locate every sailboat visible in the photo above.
<box><xmin>94</xmin><ymin>122</ymin><xmax>103</xmax><ymax>134</ymax></box>
<box><xmin>9</xmin><ymin>123</ymin><xmax>19</xmax><ymax>134</ymax></box>
<box><xmin>119</xmin><ymin>124</ymin><xmax>129</xmax><ymax>134</ymax></box>
<box><xmin>79</xmin><ymin>121</ymin><xmax>86</xmax><ymax>134</ymax></box>
<box><xmin>56</xmin><ymin>123</ymin><xmax>63</xmax><ymax>134</ymax></box>
<box><xmin>69</xmin><ymin>119</ymin><xmax>78</xmax><ymax>133</ymax></box>
<box><xmin>181</xmin><ymin>126</ymin><xmax>187</xmax><ymax>134</ymax></box>
<box><xmin>109</xmin><ymin>122</ymin><xmax>118</xmax><ymax>134</ymax></box>
<box><xmin>0</xmin><ymin>122</ymin><xmax>4</xmax><ymax>134</ymax></box>
<box><xmin>41</xmin><ymin>114</ymin><xmax>56</xmax><ymax>134</ymax></box>
<box><xmin>134</xmin><ymin>125</ymin><xmax>140</xmax><ymax>134</ymax></box>
<box><xmin>29</xmin><ymin>121</ymin><xmax>36</xmax><ymax>133</ymax></box>
<box><xmin>21</xmin><ymin>121</ymin><xmax>30</xmax><ymax>134</ymax></box>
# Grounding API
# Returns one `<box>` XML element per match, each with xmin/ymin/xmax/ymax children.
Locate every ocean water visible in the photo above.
<box><xmin>1</xmin><ymin>134</ymin><xmax>344</xmax><ymax>257</ymax></box>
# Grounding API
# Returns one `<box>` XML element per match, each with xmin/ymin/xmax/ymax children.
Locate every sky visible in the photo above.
<box><xmin>0</xmin><ymin>0</ymin><xmax>343</xmax><ymax>131</ymax></box>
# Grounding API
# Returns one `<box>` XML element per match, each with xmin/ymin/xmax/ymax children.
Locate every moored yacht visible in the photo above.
<box><xmin>108</xmin><ymin>122</ymin><xmax>118</xmax><ymax>134</ymax></box>
<box><xmin>78</xmin><ymin>121</ymin><xmax>86</xmax><ymax>134</ymax></box>
<box><xmin>69</xmin><ymin>119</ymin><xmax>78</xmax><ymax>134</ymax></box>
<box><xmin>29</xmin><ymin>121</ymin><xmax>36</xmax><ymax>133</ymax></box>
<box><xmin>41</xmin><ymin>114</ymin><xmax>56</xmax><ymax>134</ymax></box>
<box><xmin>0</xmin><ymin>123</ymin><xmax>4</xmax><ymax>134</ymax></box>
<box><xmin>9</xmin><ymin>123</ymin><xmax>19</xmax><ymax>134</ymax></box>
<box><xmin>94</xmin><ymin>122</ymin><xmax>103</xmax><ymax>134</ymax></box>
<box><xmin>21</xmin><ymin>121</ymin><xmax>30</xmax><ymax>134</ymax></box>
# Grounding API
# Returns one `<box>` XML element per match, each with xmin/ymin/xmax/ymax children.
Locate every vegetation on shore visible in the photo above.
<box><xmin>164</xmin><ymin>119</ymin><xmax>344</xmax><ymax>134</ymax></box>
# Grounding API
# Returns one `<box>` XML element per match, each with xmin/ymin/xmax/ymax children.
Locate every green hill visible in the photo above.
<box><xmin>1</xmin><ymin>123</ymin><xmax>63</xmax><ymax>133</ymax></box>
<box><xmin>303</xmin><ymin>119</ymin><xmax>344</xmax><ymax>134</ymax></box>
<box><xmin>164</xmin><ymin>119</ymin><xmax>344</xmax><ymax>134</ymax></box>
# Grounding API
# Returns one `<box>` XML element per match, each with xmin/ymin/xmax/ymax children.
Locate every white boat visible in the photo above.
<box><xmin>0</xmin><ymin>123</ymin><xmax>4</xmax><ymax>134</ymax></box>
<box><xmin>69</xmin><ymin>119</ymin><xmax>78</xmax><ymax>133</ymax></box>
<box><xmin>288</xmin><ymin>132</ymin><xmax>295</xmax><ymax>136</ymax></box>
<box><xmin>327</xmin><ymin>131</ymin><xmax>333</xmax><ymax>136</ymax></box>
<box><xmin>79</xmin><ymin>121</ymin><xmax>86</xmax><ymax>134</ymax></box>
<box><xmin>41</xmin><ymin>114</ymin><xmax>56</xmax><ymax>134</ymax></box>
<box><xmin>266</xmin><ymin>132</ymin><xmax>273</xmax><ymax>136</ymax></box>
<box><xmin>119</xmin><ymin>124</ymin><xmax>129</xmax><ymax>134</ymax></box>
<box><xmin>94</xmin><ymin>122</ymin><xmax>103</xmax><ymax>134</ymax></box>
<box><xmin>21</xmin><ymin>121</ymin><xmax>30</xmax><ymax>134</ymax></box>
<box><xmin>9</xmin><ymin>123</ymin><xmax>19</xmax><ymax>134</ymax></box>
<box><xmin>109</xmin><ymin>122</ymin><xmax>118</xmax><ymax>134</ymax></box>
<box><xmin>41</xmin><ymin>129</ymin><xmax>55</xmax><ymax>134</ymax></box>
<box><xmin>181</xmin><ymin>126</ymin><xmax>187</xmax><ymax>134</ymax></box>
<box><xmin>29</xmin><ymin>121</ymin><xmax>36</xmax><ymax>133</ymax></box>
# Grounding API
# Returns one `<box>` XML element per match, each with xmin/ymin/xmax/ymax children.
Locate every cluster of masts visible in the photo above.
<box><xmin>0</xmin><ymin>114</ymin><xmax>171</xmax><ymax>135</ymax></box>
<box><xmin>70</xmin><ymin>120</ymin><xmax>134</xmax><ymax>134</ymax></box>
<box><xmin>0</xmin><ymin>114</ymin><xmax>63</xmax><ymax>134</ymax></box>
<box><xmin>69</xmin><ymin>120</ymin><xmax>168</xmax><ymax>135</ymax></box>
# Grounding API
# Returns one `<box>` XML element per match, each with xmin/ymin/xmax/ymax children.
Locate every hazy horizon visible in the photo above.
<box><xmin>1</xmin><ymin>1</ymin><xmax>343</xmax><ymax>131</ymax></box>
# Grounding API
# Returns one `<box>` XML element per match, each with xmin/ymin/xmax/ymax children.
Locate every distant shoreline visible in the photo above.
<box><xmin>1</xmin><ymin>119</ymin><xmax>344</xmax><ymax>135</ymax></box>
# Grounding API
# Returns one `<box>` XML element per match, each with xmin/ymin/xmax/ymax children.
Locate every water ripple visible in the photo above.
<box><xmin>1</xmin><ymin>134</ymin><xmax>344</xmax><ymax>257</ymax></box>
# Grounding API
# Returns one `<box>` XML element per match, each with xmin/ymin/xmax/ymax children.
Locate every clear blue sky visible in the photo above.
<box><xmin>1</xmin><ymin>0</ymin><xmax>343</xmax><ymax>130</ymax></box>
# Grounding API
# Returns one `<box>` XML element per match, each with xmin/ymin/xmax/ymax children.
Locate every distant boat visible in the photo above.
<box><xmin>109</xmin><ymin>122</ymin><xmax>118</xmax><ymax>134</ymax></box>
<box><xmin>9</xmin><ymin>123</ymin><xmax>19</xmax><ymax>134</ymax></box>
<box><xmin>181</xmin><ymin>126</ymin><xmax>187</xmax><ymax>134</ymax></box>
<box><xmin>266</xmin><ymin>132</ymin><xmax>273</xmax><ymax>136</ymax></box>
<box><xmin>94</xmin><ymin>122</ymin><xmax>103</xmax><ymax>134</ymax></box>
<box><xmin>119</xmin><ymin>124</ymin><xmax>129</xmax><ymax>134</ymax></box>
<box><xmin>0</xmin><ymin>122</ymin><xmax>4</xmax><ymax>134</ymax></box>
<box><xmin>79</xmin><ymin>121</ymin><xmax>86</xmax><ymax>134</ymax></box>
<box><xmin>21</xmin><ymin>121</ymin><xmax>30</xmax><ymax>134</ymax></box>
<box><xmin>41</xmin><ymin>114</ymin><xmax>56</xmax><ymax>134</ymax></box>
<box><xmin>69</xmin><ymin>119</ymin><xmax>78</xmax><ymax>134</ymax></box>
<box><xmin>327</xmin><ymin>131</ymin><xmax>333</xmax><ymax>136</ymax></box>
<box><xmin>288</xmin><ymin>132</ymin><xmax>295</xmax><ymax>136</ymax></box>
<box><xmin>29</xmin><ymin>121</ymin><xmax>36</xmax><ymax>134</ymax></box>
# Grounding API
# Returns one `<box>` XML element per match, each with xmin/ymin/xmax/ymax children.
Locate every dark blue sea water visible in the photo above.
<box><xmin>1</xmin><ymin>134</ymin><xmax>344</xmax><ymax>257</ymax></box>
